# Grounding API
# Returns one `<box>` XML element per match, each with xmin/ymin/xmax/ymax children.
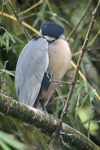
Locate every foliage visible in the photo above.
<box><xmin>0</xmin><ymin>0</ymin><xmax>100</xmax><ymax>149</ymax></box>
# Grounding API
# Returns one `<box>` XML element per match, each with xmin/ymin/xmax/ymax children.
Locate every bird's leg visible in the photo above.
<box><xmin>41</xmin><ymin>101</ymin><xmax>48</xmax><ymax>114</ymax></box>
<box><xmin>37</xmin><ymin>99</ymin><xmax>48</xmax><ymax>113</ymax></box>
<box><xmin>36</xmin><ymin>99</ymin><xmax>43</xmax><ymax>111</ymax></box>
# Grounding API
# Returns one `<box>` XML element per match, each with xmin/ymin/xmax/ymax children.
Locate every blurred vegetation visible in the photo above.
<box><xmin>0</xmin><ymin>0</ymin><xmax>100</xmax><ymax>149</ymax></box>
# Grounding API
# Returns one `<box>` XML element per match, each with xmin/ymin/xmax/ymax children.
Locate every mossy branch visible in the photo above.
<box><xmin>0</xmin><ymin>93</ymin><xmax>99</xmax><ymax>150</ymax></box>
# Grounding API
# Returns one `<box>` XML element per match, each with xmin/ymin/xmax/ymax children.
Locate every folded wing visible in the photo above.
<box><xmin>15</xmin><ymin>38</ymin><xmax>49</xmax><ymax>106</ymax></box>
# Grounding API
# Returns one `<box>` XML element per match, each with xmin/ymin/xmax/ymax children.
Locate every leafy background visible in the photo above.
<box><xmin>0</xmin><ymin>0</ymin><xmax>100</xmax><ymax>149</ymax></box>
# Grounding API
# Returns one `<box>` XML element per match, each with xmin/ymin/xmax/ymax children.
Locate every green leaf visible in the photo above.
<box><xmin>89</xmin><ymin>89</ymin><xmax>96</xmax><ymax>103</ymax></box>
<box><xmin>0</xmin><ymin>139</ymin><xmax>11</xmax><ymax>150</ymax></box>
<box><xmin>0</xmin><ymin>36</ymin><xmax>7</xmax><ymax>47</ymax></box>
<box><xmin>7</xmin><ymin>32</ymin><xmax>16</xmax><ymax>43</ymax></box>
<box><xmin>0</xmin><ymin>69</ymin><xmax>15</xmax><ymax>77</ymax></box>
<box><xmin>57</xmin><ymin>16</ymin><xmax>73</xmax><ymax>28</ymax></box>
<box><xmin>70</xmin><ymin>93</ymin><xmax>78</xmax><ymax>112</ymax></box>
<box><xmin>78</xmin><ymin>91</ymin><xmax>91</xmax><ymax>112</ymax></box>
<box><xmin>76</xmin><ymin>81</ymin><xmax>84</xmax><ymax>93</ymax></box>
<box><xmin>82</xmin><ymin>56</ymin><xmax>90</xmax><ymax>64</ymax></box>
<box><xmin>6</xmin><ymin>33</ymin><xmax>9</xmax><ymax>49</ymax></box>
<box><xmin>80</xmin><ymin>62</ymin><xmax>88</xmax><ymax>93</ymax></box>
<box><xmin>8</xmin><ymin>33</ymin><xmax>24</xmax><ymax>43</ymax></box>
<box><xmin>2</xmin><ymin>72</ymin><xmax>17</xmax><ymax>99</ymax></box>
<box><xmin>53</xmin><ymin>104</ymin><xmax>63</xmax><ymax>115</ymax></box>
<box><xmin>84</xmin><ymin>81</ymin><xmax>88</xmax><ymax>93</ymax></box>
<box><xmin>80</xmin><ymin>62</ymin><xmax>86</xmax><ymax>78</ymax></box>
<box><xmin>9</xmin><ymin>43</ymin><xmax>24</xmax><ymax>49</ymax></box>
<box><xmin>40</xmin><ymin>0</ymin><xmax>47</xmax><ymax>11</ymax></box>
<box><xmin>0</xmin><ymin>61</ymin><xmax>4</xmax><ymax>68</ymax></box>
<box><xmin>43</xmin><ymin>11</ymin><xmax>57</xmax><ymax>17</ymax></box>
<box><xmin>0</xmin><ymin>131</ymin><xmax>25</xmax><ymax>150</ymax></box>
<box><xmin>32</xmin><ymin>14</ymin><xmax>42</xmax><ymax>27</ymax></box>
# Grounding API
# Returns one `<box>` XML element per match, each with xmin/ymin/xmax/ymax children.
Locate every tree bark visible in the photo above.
<box><xmin>0</xmin><ymin>93</ymin><xmax>99</xmax><ymax>150</ymax></box>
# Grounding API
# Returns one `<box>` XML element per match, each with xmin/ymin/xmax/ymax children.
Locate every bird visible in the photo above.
<box><xmin>15</xmin><ymin>22</ymin><xmax>72</xmax><ymax>111</ymax></box>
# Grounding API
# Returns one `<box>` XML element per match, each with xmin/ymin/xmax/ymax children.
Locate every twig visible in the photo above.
<box><xmin>88</xmin><ymin>106</ymin><xmax>92</xmax><ymax>139</ymax></box>
<box><xmin>0</xmin><ymin>11</ymin><xmax>38</xmax><ymax>34</ymax></box>
<box><xmin>67</xmin><ymin>0</ymin><xmax>93</xmax><ymax>41</ymax></box>
<box><xmin>59</xmin><ymin>0</ymin><xmax>100</xmax><ymax>125</ymax></box>
<box><xmin>21</xmin><ymin>0</ymin><xmax>43</xmax><ymax>15</ymax></box>
<box><xmin>56</xmin><ymin>87</ymin><xmax>78</xmax><ymax>129</ymax></box>
<box><xmin>47</xmin><ymin>73</ymin><xmax>79</xmax><ymax>85</ymax></box>
<box><xmin>89</xmin><ymin>30</ymin><xmax>100</xmax><ymax>45</ymax></box>
<box><xmin>0</xmin><ymin>0</ymin><xmax>4</xmax><ymax>24</ymax></box>
<box><xmin>50</xmin><ymin>79</ymin><xmax>72</xmax><ymax>85</ymax></box>
<box><xmin>8</xmin><ymin>0</ymin><xmax>31</xmax><ymax>41</ymax></box>
<box><xmin>1</xmin><ymin>60</ymin><xmax>8</xmax><ymax>90</ymax></box>
<box><xmin>46</xmin><ymin>0</ymin><xmax>56</xmax><ymax>21</ymax></box>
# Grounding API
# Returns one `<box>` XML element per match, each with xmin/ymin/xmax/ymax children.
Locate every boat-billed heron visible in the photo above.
<box><xmin>15</xmin><ymin>22</ymin><xmax>72</xmax><ymax>110</ymax></box>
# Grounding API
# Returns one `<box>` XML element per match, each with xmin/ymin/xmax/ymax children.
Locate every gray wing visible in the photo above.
<box><xmin>15</xmin><ymin>38</ymin><xmax>49</xmax><ymax>106</ymax></box>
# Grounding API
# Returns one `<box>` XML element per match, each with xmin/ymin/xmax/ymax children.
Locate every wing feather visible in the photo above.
<box><xmin>15</xmin><ymin>38</ymin><xmax>49</xmax><ymax>106</ymax></box>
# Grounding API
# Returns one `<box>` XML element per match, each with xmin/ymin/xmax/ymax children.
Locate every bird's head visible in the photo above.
<box><xmin>38</xmin><ymin>22</ymin><xmax>65</xmax><ymax>42</ymax></box>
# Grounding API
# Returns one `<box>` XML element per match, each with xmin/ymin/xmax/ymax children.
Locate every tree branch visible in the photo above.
<box><xmin>60</xmin><ymin>0</ymin><xmax>100</xmax><ymax>123</ymax></box>
<box><xmin>0</xmin><ymin>93</ymin><xmax>99</xmax><ymax>150</ymax></box>
<box><xmin>67</xmin><ymin>0</ymin><xmax>93</xmax><ymax>41</ymax></box>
